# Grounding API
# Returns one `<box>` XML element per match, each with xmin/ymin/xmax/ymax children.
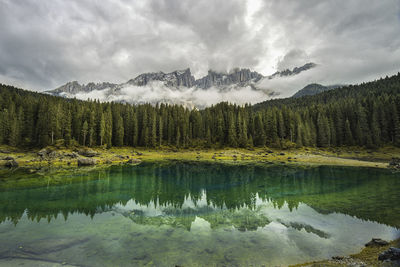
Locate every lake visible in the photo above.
<box><xmin>0</xmin><ymin>162</ymin><xmax>399</xmax><ymax>266</ymax></box>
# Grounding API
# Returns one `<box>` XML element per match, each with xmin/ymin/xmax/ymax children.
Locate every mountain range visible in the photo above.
<box><xmin>46</xmin><ymin>62</ymin><xmax>319</xmax><ymax>106</ymax></box>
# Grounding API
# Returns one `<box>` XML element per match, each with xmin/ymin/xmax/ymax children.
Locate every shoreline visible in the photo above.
<box><xmin>290</xmin><ymin>238</ymin><xmax>400</xmax><ymax>267</ymax></box>
<box><xmin>0</xmin><ymin>145</ymin><xmax>398</xmax><ymax>170</ymax></box>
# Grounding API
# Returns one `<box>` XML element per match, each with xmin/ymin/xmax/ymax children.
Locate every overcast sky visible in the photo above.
<box><xmin>0</xmin><ymin>0</ymin><xmax>400</xmax><ymax>92</ymax></box>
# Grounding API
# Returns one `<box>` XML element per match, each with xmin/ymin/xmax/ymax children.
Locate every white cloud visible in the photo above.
<box><xmin>0</xmin><ymin>0</ymin><xmax>399</xmax><ymax>99</ymax></box>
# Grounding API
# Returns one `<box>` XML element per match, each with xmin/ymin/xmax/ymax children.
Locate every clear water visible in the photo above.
<box><xmin>0</xmin><ymin>162</ymin><xmax>399</xmax><ymax>266</ymax></box>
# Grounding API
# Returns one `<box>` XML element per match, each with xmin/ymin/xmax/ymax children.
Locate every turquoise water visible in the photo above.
<box><xmin>0</xmin><ymin>162</ymin><xmax>399</xmax><ymax>266</ymax></box>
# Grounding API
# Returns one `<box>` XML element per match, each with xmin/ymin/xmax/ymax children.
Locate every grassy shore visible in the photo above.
<box><xmin>0</xmin><ymin>145</ymin><xmax>399</xmax><ymax>169</ymax></box>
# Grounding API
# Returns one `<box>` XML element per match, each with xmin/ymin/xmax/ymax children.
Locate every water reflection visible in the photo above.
<box><xmin>0</xmin><ymin>162</ymin><xmax>399</xmax><ymax>266</ymax></box>
<box><xmin>0</xmin><ymin>162</ymin><xmax>399</xmax><ymax>227</ymax></box>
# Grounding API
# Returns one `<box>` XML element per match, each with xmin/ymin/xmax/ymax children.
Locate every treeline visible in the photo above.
<box><xmin>0</xmin><ymin>73</ymin><xmax>400</xmax><ymax>149</ymax></box>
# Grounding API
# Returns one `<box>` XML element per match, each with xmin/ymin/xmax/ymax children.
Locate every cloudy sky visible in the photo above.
<box><xmin>0</xmin><ymin>0</ymin><xmax>400</xmax><ymax>92</ymax></box>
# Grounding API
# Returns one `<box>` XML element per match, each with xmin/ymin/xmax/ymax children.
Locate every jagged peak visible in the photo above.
<box><xmin>270</xmin><ymin>62</ymin><xmax>317</xmax><ymax>79</ymax></box>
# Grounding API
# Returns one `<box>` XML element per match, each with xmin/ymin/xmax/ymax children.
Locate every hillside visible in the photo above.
<box><xmin>292</xmin><ymin>83</ymin><xmax>342</xmax><ymax>98</ymax></box>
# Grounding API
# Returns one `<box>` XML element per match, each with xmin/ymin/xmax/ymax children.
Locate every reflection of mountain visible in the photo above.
<box><xmin>120</xmin><ymin>206</ymin><xmax>270</xmax><ymax>232</ymax></box>
<box><xmin>0</xmin><ymin>162</ymin><xmax>399</xmax><ymax>227</ymax></box>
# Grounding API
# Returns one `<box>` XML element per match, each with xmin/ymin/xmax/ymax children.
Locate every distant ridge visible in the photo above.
<box><xmin>292</xmin><ymin>83</ymin><xmax>343</xmax><ymax>98</ymax></box>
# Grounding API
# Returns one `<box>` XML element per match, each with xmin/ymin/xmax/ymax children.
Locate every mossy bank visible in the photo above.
<box><xmin>0</xmin><ymin>145</ymin><xmax>399</xmax><ymax>170</ymax></box>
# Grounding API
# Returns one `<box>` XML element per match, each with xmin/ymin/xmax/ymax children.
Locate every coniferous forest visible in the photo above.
<box><xmin>0</xmin><ymin>73</ymin><xmax>399</xmax><ymax>149</ymax></box>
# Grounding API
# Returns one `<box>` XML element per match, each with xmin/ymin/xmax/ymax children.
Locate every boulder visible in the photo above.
<box><xmin>4</xmin><ymin>156</ymin><xmax>14</xmax><ymax>160</ymax></box>
<box><xmin>127</xmin><ymin>158</ymin><xmax>141</xmax><ymax>164</ymax></box>
<box><xmin>64</xmin><ymin>152</ymin><xmax>78</xmax><ymax>158</ymax></box>
<box><xmin>366</xmin><ymin>238</ymin><xmax>389</xmax><ymax>247</ymax></box>
<box><xmin>38</xmin><ymin>148</ymin><xmax>51</xmax><ymax>158</ymax></box>
<box><xmin>77</xmin><ymin>149</ymin><xmax>98</xmax><ymax>157</ymax></box>
<box><xmin>378</xmin><ymin>247</ymin><xmax>400</xmax><ymax>261</ymax></box>
<box><xmin>5</xmin><ymin>159</ymin><xmax>18</xmax><ymax>168</ymax></box>
<box><xmin>77</xmin><ymin>158</ymin><xmax>96</xmax><ymax>166</ymax></box>
<box><xmin>389</xmin><ymin>157</ymin><xmax>400</xmax><ymax>169</ymax></box>
<box><xmin>48</xmin><ymin>151</ymin><xmax>59</xmax><ymax>159</ymax></box>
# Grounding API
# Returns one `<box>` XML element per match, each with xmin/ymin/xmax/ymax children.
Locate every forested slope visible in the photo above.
<box><xmin>0</xmin><ymin>73</ymin><xmax>399</xmax><ymax>149</ymax></box>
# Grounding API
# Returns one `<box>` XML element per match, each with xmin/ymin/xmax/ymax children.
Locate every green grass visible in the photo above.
<box><xmin>0</xmin><ymin>145</ymin><xmax>399</xmax><ymax>170</ymax></box>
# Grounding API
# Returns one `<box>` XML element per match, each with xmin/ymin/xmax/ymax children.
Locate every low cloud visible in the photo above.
<box><xmin>72</xmin><ymin>81</ymin><xmax>277</xmax><ymax>108</ymax></box>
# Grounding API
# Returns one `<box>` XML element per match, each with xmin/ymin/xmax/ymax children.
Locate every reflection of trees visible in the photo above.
<box><xmin>0</xmin><ymin>162</ymin><xmax>399</xmax><ymax>227</ymax></box>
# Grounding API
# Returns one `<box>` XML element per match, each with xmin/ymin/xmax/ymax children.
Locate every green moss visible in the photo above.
<box><xmin>1</xmin><ymin>145</ymin><xmax>398</xmax><ymax>171</ymax></box>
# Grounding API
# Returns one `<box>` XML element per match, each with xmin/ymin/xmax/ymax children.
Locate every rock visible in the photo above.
<box><xmin>279</xmin><ymin>152</ymin><xmax>285</xmax><ymax>155</ymax></box>
<box><xmin>64</xmin><ymin>152</ymin><xmax>78</xmax><ymax>158</ymax></box>
<box><xmin>389</xmin><ymin>158</ymin><xmax>400</xmax><ymax>169</ymax></box>
<box><xmin>267</xmin><ymin>150</ymin><xmax>273</xmax><ymax>153</ymax></box>
<box><xmin>5</xmin><ymin>159</ymin><xmax>18</xmax><ymax>168</ymax></box>
<box><xmin>136</xmin><ymin>152</ymin><xmax>143</xmax><ymax>156</ymax></box>
<box><xmin>378</xmin><ymin>247</ymin><xmax>400</xmax><ymax>261</ymax></box>
<box><xmin>128</xmin><ymin>68</ymin><xmax>195</xmax><ymax>87</ymax></box>
<box><xmin>365</xmin><ymin>238</ymin><xmax>389</xmax><ymax>247</ymax></box>
<box><xmin>48</xmin><ymin>151</ymin><xmax>59</xmax><ymax>159</ymax></box>
<box><xmin>195</xmin><ymin>68</ymin><xmax>263</xmax><ymax>89</ymax></box>
<box><xmin>3</xmin><ymin>156</ymin><xmax>14</xmax><ymax>160</ymax></box>
<box><xmin>77</xmin><ymin>158</ymin><xmax>96</xmax><ymax>166</ymax></box>
<box><xmin>127</xmin><ymin>159</ymin><xmax>141</xmax><ymax>164</ymax></box>
<box><xmin>77</xmin><ymin>149</ymin><xmax>98</xmax><ymax>157</ymax></box>
<box><xmin>0</xmin><ymin>149</ymin><xmax>11</xmax><ymax>154</ymax></box>
<box><xmin>38</xmin><ymin>148</ymin><xmax>51</xmax><ymax>157</ymax></box>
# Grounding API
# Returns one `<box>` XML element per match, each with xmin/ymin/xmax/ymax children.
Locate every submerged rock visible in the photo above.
<box><xmin>365</xmin><ymin>238</ymin><xmax>389</xmax><ymax>247</ymax></box>
<box><xmin>389</xmin><ymin>157</ymin><xmax>400</xmax><ymax>169</ymax></box>
<box><xmin>77</xmin><ymin>158</ymin><xmax>97</xmax><ymax>166</ymax></box>
<box><xmin>378</xmin><ymin>247</ymin><xmax>400</xmax><ymax>261</ymax></box>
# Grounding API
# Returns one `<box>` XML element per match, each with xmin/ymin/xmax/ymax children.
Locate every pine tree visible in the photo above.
<box><xmin>227</xmin><ymin>113</ymin><xmax>237</xmax><ymax>147</ymax></box>
<box><xmin>158</xmin><ymin>115</ymin><xmax>163</xmax><ymax>147</ymax></box>
<box><xmin>317</xmin><ymin>113</ymin><xmax>330</xmax><ymax>147</ymax></box>
<box><xmin>104</xmin><ymin>106</ymin><xmax>113</xmax><ymax>148</ymax></box>
<box><xmin>99</xmin><ymin>113</ymin><xmax>105</xmax><ymax>146</ymax></box>
<box><xmin>254</xmin><ymin>113</ymin><xmax>266</xmax><ymax>147</ymax></box>
<box><xmin>115</xmin><ymin>115</ymin><xmax>124</xmax><ymax>146</ymax></box>
<box><xmin>132</xmin><ymin>112</ymin><xmax>138</xmax><ymax>147</ymax></box>
<box><xmin>344</xmin><ymin>119</ymin><xmax>354</xmax><ymax>146</ymax></box>
<box><xmin>82</xmin><ymin>121</ymin><xmax>88</xmax><ymax>146</ymax></box>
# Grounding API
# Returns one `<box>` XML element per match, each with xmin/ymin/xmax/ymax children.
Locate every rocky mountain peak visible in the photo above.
<box><xmin>128</xmin><ymin>68</ymin><xmax>195</xmax><ymax>87</ymax></box>
<box><xmin>270</xmin><ymin>62</ymin><xmax>317</xmax><ymax>79</ymax></box>
<box><xmin>195</xmin><ymin>68</ymin><xmax>263</xmax><ymax>89</ymax></box>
